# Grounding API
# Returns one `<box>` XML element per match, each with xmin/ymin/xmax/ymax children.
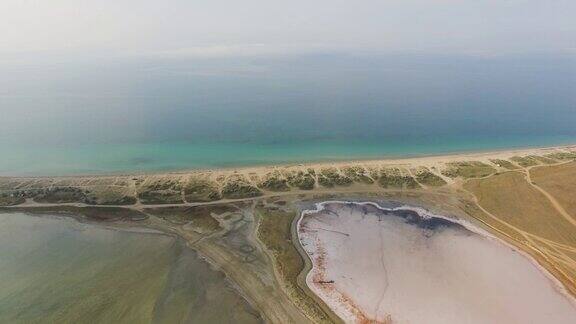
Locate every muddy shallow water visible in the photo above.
<box><xmin>0</xmin><ymin>212</ymin><xmax>262</xmax><ymax>324</ymax></box>
<box><xmin>298</xmin><ymin>201</ymin><xmax>576</xmax><ymax>324</ymax></box>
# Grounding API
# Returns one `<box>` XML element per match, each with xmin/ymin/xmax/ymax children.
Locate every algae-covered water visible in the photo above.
<box><xmin>0</xmin><ymin>213</ymin><xmax>262</xmax><ymax>324</ymax></box>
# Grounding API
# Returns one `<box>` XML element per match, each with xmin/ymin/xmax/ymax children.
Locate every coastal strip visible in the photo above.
<box><xmin>2</xmin><ymin>145</ymin><xmax>576</xmax><ymax>323</ymax></box>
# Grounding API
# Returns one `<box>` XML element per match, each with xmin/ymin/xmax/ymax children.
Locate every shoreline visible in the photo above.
<box><xmin>1</xmin><ymin>143</ymin><xmax>575</xmax><ymax>179</ymax></box>
<box><xmin>297</xmin><ymin>201</ymin><xmax>576</xmax><ymax>323</ymax></box>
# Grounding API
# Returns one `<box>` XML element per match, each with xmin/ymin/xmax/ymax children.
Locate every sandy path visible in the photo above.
<box><xmin>457</xmin><ymin>160</ymin><xmax>576</xmax><ymax>292</ymax></box>
<box><xmin>526</xmin><ymin>164</ymin><xmax>576</xmax><ymax>226</ymax></box>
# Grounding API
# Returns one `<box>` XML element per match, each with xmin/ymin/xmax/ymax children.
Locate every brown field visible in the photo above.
<box><xmin>531</xmin><ymin>162</ymin><xmax>576</xmax><ymax>220</ymax></box>
<box><xmin>464</xmin><ymin>163</ymin><xmax>576</xmax><ymax>296</ymax></box>
<box><xmin>465</xmin><ymin>172</ymin><xmax>576</xmax><ymax>244</ymax></box>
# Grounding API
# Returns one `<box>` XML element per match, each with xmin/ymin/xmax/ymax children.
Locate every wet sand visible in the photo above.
<box><xmin>297</xmin><ymin>201</ymin><xmax>576</xmax><ymax>323</ymax></box>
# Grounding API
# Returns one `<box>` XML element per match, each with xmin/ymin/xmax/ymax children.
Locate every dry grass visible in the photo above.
<box><xmin>414</xmin><ymin>168</ymin><xmax>446</xmax><ymax>187</ymax></box>
<box><xmin>378</xmin><ymin>168</ymin><xmax>420</xmax><ymax>189</ymax></box>
<box><xmin>137</xmin><ymin>178</ymin><xmax>183</xmax><ymax>204</ymax></box>
<box><xmin>258</xmin><ymin>171</ymin><xmax>290</xmax><ymax>192</ymax></box>
<box><xmin>465</xmin><ymin>172</ymin><xmax>576</xmax><ymax>244</ymax></box>
<box><xmin>532</xmin><ymin>155</ymin><xmax>558</xmax><ymax>164</ymax></box>
<box><xmin>546</xmin><ymin>152</ymin><xmax>576</xmax><ymax>161</ymax></box>
<box><xmin>531</xmin><ymin>162</ymin><xmax>576</xmax><ymax>220</ymax></box>
<box><xmin>221</xmin><ymin>175</ymin><xmax>262</xmax><ymax>199</ymax></box>
<box><xmin>183</xmin><ymin>178</ymin><xmax>221</xmax><ymax>202</ymax></box>
<box><xmin>464</xmin><ymin>171</ymin><xmax>576</xmax><ymax>295</ymax></box>
<box><xmin>510</xmin><ymin>156</ymin><xmax>540</xmax><ymax>167</ymax></box>
<box><xmin>442</xmin><ymin>161</ymin><xmax>496</xmax><ymax>178</ymax></box>
<box><xmin>489</xmin><ymin>159</ymin><xmax>520</xmax><ymax>170</ymax></box>
<box><xmin>285</xmin><ymin>170</ymin><xmax>316</xmax><ymax>190</ymax></box>
<box><xmin>342</xmin><ymin>166</ymin><xmax>374</xmax><ymax>184</ymax></box>
<box><xmin>85</xmin><ymin>186</ymin><xmax>136</xmax><ymax>205</ymax></box>
<box><xmin>318</xmin><ymin>168</ymin><xmax>352</xmax><ymax>188</ymax></box>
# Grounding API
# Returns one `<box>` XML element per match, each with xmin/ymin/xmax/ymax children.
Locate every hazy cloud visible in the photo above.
<box><xmin>0</xmin><ymin>0</ymin><xmax>574</xmax><ymax>59</ymax></box>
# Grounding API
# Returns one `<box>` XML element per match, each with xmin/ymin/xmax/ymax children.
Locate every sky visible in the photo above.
<box><xmin>0</xmin><ymin>0</ymin><xmax>575</xmax><ymax>60</ymax></box>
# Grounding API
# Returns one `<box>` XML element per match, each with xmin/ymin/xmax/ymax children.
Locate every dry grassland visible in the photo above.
<box><xmin>464</xmin><ymin>164</ymin><xmax>576</xmax><ymax>296</ymax></box>
<box><xmin>531</xmin><ymin>162</ymin><xmax>576</xmax><ymax>220</ymax></box>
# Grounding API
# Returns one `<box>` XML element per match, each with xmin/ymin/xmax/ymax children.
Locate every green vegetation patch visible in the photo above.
<box><xmin>2</xmin><ymin>206</ymin><xmax>148</xmax><ymax>222</ymax></box>
<box><xmin>84</xmin><ymin>187</ymin><xmax>137</xmax><ymax>205</ymax></box>
<box><xmin>510</xmin><ymin>156</ymin><xmax>540</xmax><ymax>168</ymax></box>
<box><xmin>138</xmin><ymin>190</ymin><xmax>183</xmax><ymax>204</ymax></box>
<box><xmin>256</xmin><ymin>208</ymin><xmax>332</xmax><ymax>323</ymax></box>
<box><xmin>317</xmin><ymin>168</ymin><xmax>352</xmax><ymax>188</ymax></box>
<box><xmin>285</xmin><ymin>170</ymin><xmax>316</xmax><ymax>190</ymax></box>
<box><xmin>378</xmin><ymin>168</ymin><xmax>420</xmax><ymax>189</ymax></box>
<box><xmin>414</xmin><ymin>169</ymin><xmax>446</xmax><ymax>187</ymax></box>
<box><xmin>221</xmin><ymin>176</ymin><xmax>262</xmax><ymax>199</ymax></box>
<box><xmin>33</xmin><ymin>187</ymin><xmax>87</xmax><ymax>204</ymax></box>
<box><xmin>545</xmin><ymin>152</ymin><xmax>576</xmax><ymax>161</ymax></box>
<box><xmin>367</xmin><ymin>167</ymin><xmax>380</xmax><ymax>180</ymax></box>
<box><xmin>441</xmin><ymin>161</ymin><xmax>496</xmax><ymax>178</ymax></box>
<box><xmin>259</xmin><ymin>171</ymin><xmax>290</xmax><ymax>191</ymax></box>
<box><xmin>531</xmin><ymin>155</ymin><xmax>557</xmax><ymax>164</ymax></box>
<box><xmin>147</xmin><ymin>205</ymin><xmax>227</xmax><ymax>232</ymax></box>
<box><xmin>0</xmin><ymin>180</ymin><xmax>20</xmax><ymax>191</ymax></box>
<box><xmin>0</xmin><ymin>193</ymin><xmax>25</xmax><ymax>206</ymax></box>
<box><xmin>342</xmin><ymin>166</ymin><xmax>374</xmax><ymax>184</ymax></box>
<box><xmin>76</xmin><ymin>206</ymin><xmax>148</xmax><ymax>221</ymax></box>
<box><xmin>490</xmin><ymin>159</ymin><xmax>520</xmax><ymax>170</ymax></box>
<box><xmin>183</xmin><ymin>178</ymin><xmax>221</xmax><ymax>202</ymax></box>
<box><xmin>88</xmin><ymin>195</ymin><xmax>136</xmax><ymax>206</ymax></box>
<box><xmin>139</xmin><ymin>178</ymin><xmax>182</xmax><ymax>191</ymax></box>
<box><xmin>138</xmin><ymin>179</ymin><xmax>184</xmax><ymax>204</ymax></box>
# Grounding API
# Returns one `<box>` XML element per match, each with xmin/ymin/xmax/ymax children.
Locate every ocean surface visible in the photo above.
<box><xmin>0</xmin><ymin>213</ymin><xmax>262</xmax><ymax>324</ymax></box>
<box><xmin>1</xmin><ymin>53</ymin><xmax>575</xmax><ymax>175</ymax></box>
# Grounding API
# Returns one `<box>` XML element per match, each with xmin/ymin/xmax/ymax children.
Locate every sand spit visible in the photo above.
<box><xmin>297</xmin><ymin>201</ymin><xmax>576</xmax><ymax>324</ymax></box>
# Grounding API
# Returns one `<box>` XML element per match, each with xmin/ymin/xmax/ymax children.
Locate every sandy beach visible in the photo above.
<box><xmin>298</xmin><ymin>201</ymin><xmax>576</xmax><ymax>323</ymax></box>
<box><xmin>1</xmin><ymin>144</ymin><xmax>574</xmax><ymax>180</ymax></box>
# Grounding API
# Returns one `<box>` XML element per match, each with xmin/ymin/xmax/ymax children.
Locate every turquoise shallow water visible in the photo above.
<box><xmin>1</xmin><ymin>54</ymin><xmax>575</xmax><ymax>175</ymax></box>
<box><xmin>2</xmin><ymin>135</ymin><xmax>575</xmax><ymax>176</ymax></box>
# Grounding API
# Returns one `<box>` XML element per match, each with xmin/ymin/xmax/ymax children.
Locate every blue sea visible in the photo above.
<box><xmin>1</xmin><ymin>53</ymin><xmax>575</xmax><ymax>175</ymax></box>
